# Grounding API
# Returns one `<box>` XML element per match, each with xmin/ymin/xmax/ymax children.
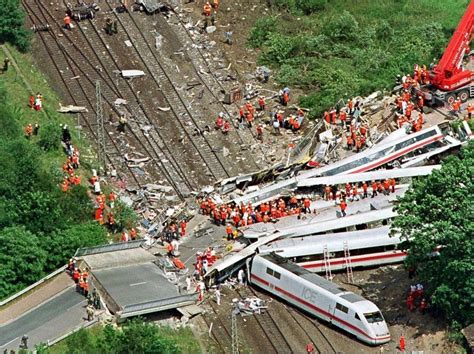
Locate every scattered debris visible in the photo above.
<box><xmin>124</xmin><ymin>153</ymin><xmax>150</xmax><ymax>163</ymax></box>
<box><xmin>124</xmin><ymin>40</ymin><xmax>132</xmax><ymax>47</ymax></box>
<box><xmin>121</xmin><ymin>70</ymin><xmax>146</xmax><ymax>78</ymax></box>
<box><xmin>233</xmin><ymin>297</ymin><xmax>267</xmax><ymax>316</ymax></box>
<box><xmin>158</xmin><ymin>106</ymin><xmax>171</xmax><ymax>112</ymax></box>
<box><xmin>57</xmin><ymin>104</ymin><xmax>88</xmax><ymax>113</ymax></box>
<box><xmin>206</xmin><ymin>26</ymin><xmax>217</xmax><ymax>34</ymax></box>
<box><xmin>114</xmin><ymin>98</ymin><xmax>128</xmax><ymax>106</ymax></box>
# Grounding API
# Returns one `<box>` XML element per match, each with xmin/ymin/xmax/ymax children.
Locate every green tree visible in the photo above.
<box><xmin>0</xmin><ymin>0</ymin><xmax>30</xmax><ymax>51</ymax></box>
<box><xmin>40</xmin><ymin>222</ymin><xmax>108</xmax><ymax>272</ymax></box>
<box><xmin>391</xmin><ymin>141</ymin><xmax>474</xmax><ymax>326</ymax></box>
<box><xmin>0</xmin><ymin>226</ymin><xmax>46</xmax><ymax>299</ymax></box>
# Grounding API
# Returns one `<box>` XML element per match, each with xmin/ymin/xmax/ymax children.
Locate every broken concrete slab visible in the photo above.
<box><xmin>124</xmin><ymin>153</ymin><xmax>150</xmax><ymax>163</ymax></box>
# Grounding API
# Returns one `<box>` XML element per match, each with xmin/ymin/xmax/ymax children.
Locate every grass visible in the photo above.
<box><xmin>0</xmin><ymin>44</ymin><xmax>96</xmax><ymax>174</ymax></box>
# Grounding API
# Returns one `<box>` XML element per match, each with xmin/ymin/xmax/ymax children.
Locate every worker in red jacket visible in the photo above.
<box><xmin>303</xmin><ymin>198</ymin><xmax>311</xmax><ymax>213</ymax></box>
<box><xmin>258</xmin><ymin>96</ymin><xmax>265</xmax><ymax>111</ymax></box>
<box><xmin>362</xmin><ymin>182</ymin><xmax>368</xmax><ymax>199</ymax></box>
<box><xmin>340</xmin><ymin>200</ymin><xmax>347</xmax><ymax>217</ymax></box>
<box><xmin>222</xmin><ymin>120</ymin><xmax>230</xmax><ymax>134</ymax></box>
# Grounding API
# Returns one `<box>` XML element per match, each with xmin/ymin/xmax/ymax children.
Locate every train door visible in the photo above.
<box><xmin>327</xmin><ymin>301</ymin><xmax>337</xmax><ymax>323</ymax></box>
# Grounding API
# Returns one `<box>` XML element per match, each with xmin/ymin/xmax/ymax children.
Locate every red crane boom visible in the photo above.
<box><xmin>431</xmin><ymin>0</ymin><xmax>474</xmax><ymax>91</ymax></box>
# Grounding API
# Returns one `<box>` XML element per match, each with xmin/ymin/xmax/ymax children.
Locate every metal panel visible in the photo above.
<box><xmin>75</xmin><ymin>240</ymin><xmax>145</xmax><ymax>257</ymax></box>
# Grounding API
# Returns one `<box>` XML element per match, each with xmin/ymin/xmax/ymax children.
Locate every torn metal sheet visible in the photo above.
<box><xmin>114</xmin><ymin>98</ymin><xmax>128</xmax><ymax>106</ymax></box>
<box><xmin>298</xmin><ymin>165</ymin><xmax>441</xmax><ymax>187</ymax></box>
<box><xmin>136</xmin><ymin>0</ymin><xmax>166</xmax><ymax>13</ymax></box>
<box><xmin>57</xmin><ymin>104</ymin><xmax>88</xmax><ymax>113</ymax></box>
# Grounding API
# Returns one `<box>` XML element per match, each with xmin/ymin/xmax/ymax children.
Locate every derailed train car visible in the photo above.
<box><xmin>249</xmin><ymin>253</ymin><xmax>391</xmax><ymax>345</ymax></box>
<box><xmin>258</xmin><ymin>226</ymin><xmax>406</xmax><ymax>272</ymax></box>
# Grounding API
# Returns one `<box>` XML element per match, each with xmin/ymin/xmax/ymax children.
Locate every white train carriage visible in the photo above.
<box><xmin>249</xmin><ymin>254</ymin><xmax>391</xmax><ymax>345</ymax></box>
<box><xmin>258</xmin><ymin>226</ymin><xmax>406</xmax><ymax>272</ymax></box>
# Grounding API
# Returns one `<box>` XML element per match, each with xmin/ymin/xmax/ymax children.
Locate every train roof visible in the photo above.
<box><xmin>259</xmin><ymin>253</ymin><xmax>366</xmax><ymax>303</ymax></box>
<box><xmin>245</xmin><ymin>207</ymin><xmax>397</xmax><ymax>240</ymax></box>
<box><xmin>258</xmin><ymin>226</ymin><xmax>400</xmax><ymax>258</ymax></box>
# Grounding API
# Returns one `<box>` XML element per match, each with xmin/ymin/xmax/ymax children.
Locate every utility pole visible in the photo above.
<box><xmin>96</xmin><ymin>80</ymin><xmax>107</xmax><ymax>174</ymax></box>
<box><xmin>231</xmin><ymin>302</ymin><xmax>239</xmax><ymax>354</ymax></box>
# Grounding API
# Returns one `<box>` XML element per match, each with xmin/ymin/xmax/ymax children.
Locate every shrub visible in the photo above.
<box><xmin>296</xmin><ymin>0</ymin><xmax>327</xmax><ymax>14</ymax></box>
<box><xmin>38</xmin><ymin>122</ymin><xmax>61</xmax><ymax>151</ymax></box>
<box><xmin>248</xmin><ymin>16</ymin><xmax>279</xmax><ymax>48</ymax></box>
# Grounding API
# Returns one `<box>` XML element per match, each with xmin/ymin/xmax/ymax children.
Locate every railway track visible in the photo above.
<box><xmin>204</xmin><ymin>296</ymin><xmax>234</xmax><ymax>353</ymax></box>
<box><xmin>22</xmin><ymin>0</ymin><xmax>145</xmax><ymax>192</ymax></box>
<box><xmin>103</xmin><ymin>0</ymin><xmax>231</xmax><ymax>181</ymax></box>
<box><xmin>235</xmin><ymin>286</ymin><xmax>293</xmax><ymax>353</ymax></box>
<box><xmin>29</xmin><ymin>0</ymin><xmax>198</xmax><ymax>200</ymax></box>
<box><xmin>240</xmin><ymin>285</ymin><xmax>337</xmax><ymax>354</ymax></box>
<box><xmin>167</xmin><ymin>10</ymin><xmax>271</xmax><ymax>167</ymax></box>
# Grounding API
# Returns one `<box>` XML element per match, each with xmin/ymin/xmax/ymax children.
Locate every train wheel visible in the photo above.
<box><xmin>458</xmin><ymin>90</ymin><xmax>469</xmax><ymax>102</ymax></box>
<box><xmin>445</xmin><ymin>93</ymin><xmax>456</xmax><ymax>106</ymax></box>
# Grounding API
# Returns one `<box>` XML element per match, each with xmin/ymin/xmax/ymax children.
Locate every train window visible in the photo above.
<box><xmin>336</xmin><ymin>303</ymin><xmax>349</xmax><ymax>314</ymax></box>
<box><xmin>355</xmin><ymin>313</ymin><xmax>361</xmax><ymax>321</ymax></box>
<box><xmin>363</xmin><ymin>311</ymin><xmax>384</xmax><ymax>323</ymax></box>
<box><xmin>266</xmin><ymin>267</ymin><xmax>281</xmax><ymax>279</ymax></box>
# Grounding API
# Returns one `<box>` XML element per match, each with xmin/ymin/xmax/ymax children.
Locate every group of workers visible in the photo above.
<box><xmin>324</xmin><ymin>179</ymin><xmax>397</xmax><ymax>202</ymax></box>
<box><xmin>406</xmin><ymin>283</ymin><xmax>428</xmax><ymax>315</ymax></box>
<box><xmin>394</xmin><ymin>91</ymin><xmax>425</xmax><ymax>132</ymax></box>
<box><xmin>200</xmin><ymin>195</ymin><xmax>313</xmax><ymax>230</ymax></box>
<box><xmin>60</xmin><ymin>125</ymin><xmax>83</xmax><ymax>193</ymax></box>
<box><xmin>323</xmin><ymin>98</ymin><xmax>369</xmax><ymax>152</ymax></box>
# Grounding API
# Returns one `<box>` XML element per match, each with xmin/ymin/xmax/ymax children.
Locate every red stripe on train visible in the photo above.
<box><xmin>349</xmin><ymin>135</ymin><xmax>443</xmax><ymax>174</ymax></box>
<box><xmin>301</xmin><ymin>252</ymin><xmax>408</xmax><ymax>269</ymax></box>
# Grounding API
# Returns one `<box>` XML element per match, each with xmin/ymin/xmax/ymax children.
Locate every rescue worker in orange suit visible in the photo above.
<box><xmin>371</xmin><ymin>181</ymin><xmax>378</xmax><ymax>198</ymax></box>
<box><xmin>325</xmin><ymin>185</ymin><xmax>332</xmax><ymax>201</ymax></box>
<box><xmin>258</xmin><ymin>96</ymin><xmax>265</xmax><ymax>111</ymax></box>
<box><xmin>306</xmin><ymin>342</ymin><xmax>314</xmax><ymax>354</ymax></box>
<box><xmin>340</xmin><ymin>200</ymin><xmax>347</xmax><ymax>217</ymax></box>
<box><xmin>222</xmin><ymin>120</ymin><xmax>230</xmax><ymax>134</ymax></box>
<box><xmin>324</xmin><ymin>111</ymin><xmax>330</xmax><ymax>125</ymax></box>
<box><xmin>215</xmin><ymin>113</ymin><xmax>224</xmax><ymax>130</ymax></box>
<box><xmin>83</xmin><ymin>280</ymin><xmax>89</xmax><ymax>297</ymax></box>
<box><xmin>64</xmin><ymin>14</ymin><xmax>72</xmax><ymax>30</ymax></box>
<box><xmin>73</xmin><ymin>268</ymin><xmax>80</xmax><ymax>283</ymax></box>
<box><xmin>256</xmin><ymin>124</ymin><xmax>263</xmax><ymax>141</ymax></box>
<box><xmin>303</xmin><ymin>198</ymin><xmax>311</xmax><ymax>214</ymax></box>
<box><xmin>452</xmin><ymin>97</ymin><xmax>461</xmax><ymax>115</ymax></box>
<box><xmin>225</xmin><ymin>224</ymin><xmax>233</xmax><ymax>241</ymax></box>
<box><xmin>417</xmin><ymin>95</ymin><xmax>424</xmax><ymax>110</ymax></box>
<box><xmin>211</xmin><ymin>0</ymin><xmax>219</xmax><ymax>11</ymax></box>
<box><xmin>246</xmin><ymin>111</ymin><xmax>253</xmax><ymax>128</ymax></box>
<box><xmin>203</xmin><ymin>2</ymin><xmax>212</xmax><ymax>16</ymax></box>
<box><xmin>29</xmin><ymin>95</ymin><xmax>35</xmax><ymax>109</ymax></box>
<box><xmin>467</xmin><ymin>103</ymin><xmax>474</xmax><ymax>120</ymax></box>
<box><xmin>362</xmin><ymin>181</ymin><xmax>368</xmax><ymax>199</ymax></box>
<box><xmin>130</xmin><ymin>228</ymin><xmax>137</xmax><ymax>240</ymax></box>
<box><xmin>406</xmin><ymin>294</ymin><xmax>414</xmax><ymax>312</ymax></box>
<box><xmin>167</xmin><ymin>242</ymin><xmax>174</xmax><ymax>257</ymax></box>
<box><xmin>399</xmin><ymin>335</ymin><xmax>406</xmax><ymax>352</ymax></box>
<box><xmin>24</xmin><ymin>124</ymin><xmax>33</xmax><ymax>139</ymax></box>
<box><xmin>180</xmin><ymin>220</ymin><xmax>187</xmax><ymax>237</ymax></box>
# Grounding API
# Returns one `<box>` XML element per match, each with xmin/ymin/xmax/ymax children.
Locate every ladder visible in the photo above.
<box><xmin>323</xmin><ymin>245</ymin><xmax>333</xmax><ymax>281</ymax></box>
<box><xmin>343</xmin><ymin>241</ymin><xmax>354</xmax><ymax>283</ymax></box>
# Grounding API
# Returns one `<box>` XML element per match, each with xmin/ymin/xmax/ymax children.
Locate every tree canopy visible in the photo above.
<box><xmin>0</xmin><ymin>83</ymin><xmax>107</xmax><ymax>300</ymax></box>
<box><xmin>248</xmin><ymin>0</ymin><xmax>468</xmax><ymax>117</ymax></box>
<box><xmin>0</xmin><ymin>0</ymin><xmax>30</xmax><ymax>51</ymax></box>
<box><xmin>37</xmin><ymin>318</ymin><xmax>199</xmax><ymax>354</ymax></box>
<box><xmin>391</xmin><ymin>141</ymin><xmax>474</xmax><ymax>326</ymax></box>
